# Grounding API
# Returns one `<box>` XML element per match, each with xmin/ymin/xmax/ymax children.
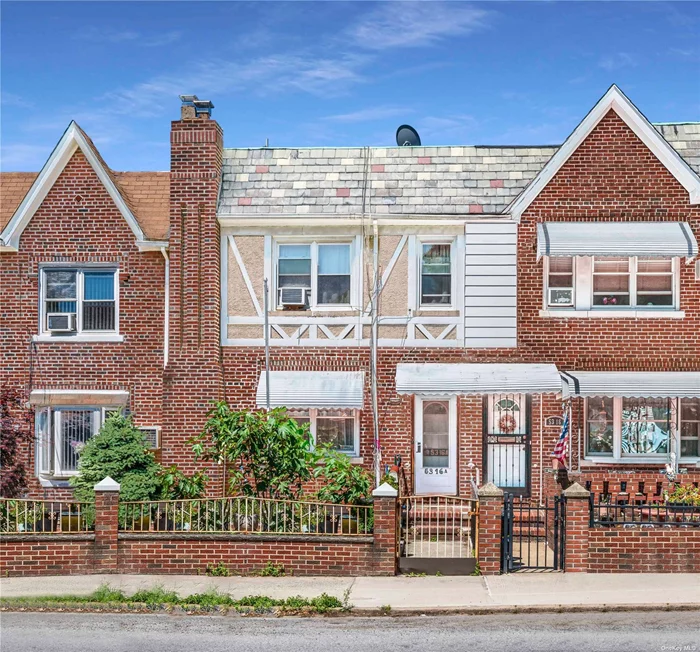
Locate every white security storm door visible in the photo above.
<box><xmin>414</xmin><ymin>396</ymin><xmax>457</xmax><ymax>495</ymax></box>
<box><xmin>485</xmin><ymin>394</ymin><xmax>530</xmax><ymax>494</ymax></box>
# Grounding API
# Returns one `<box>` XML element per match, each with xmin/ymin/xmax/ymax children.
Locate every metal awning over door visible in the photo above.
<box><xmin>536</xmin><ymin>221</ymin><xmax>698</xmax><ymax>260</ymax></box>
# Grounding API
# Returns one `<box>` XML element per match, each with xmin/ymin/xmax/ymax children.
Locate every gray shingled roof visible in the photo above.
<box><xmin>218</xmin><ymin>123</ymin><xmax>700</xmax><ymax>217</ymax></box>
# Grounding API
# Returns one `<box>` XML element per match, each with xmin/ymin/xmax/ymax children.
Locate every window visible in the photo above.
<box><xmin>543</xmin><ymin>256</ymin><xmax>678</xmax><ymax>312</ymax></box>
<box><xmin>420</xmin><ymin>243</ymin><xmax>452</xmax><ymax>305</ymax></box>
<box><xmin>547</xmin><ymin>257</ymin><xmax>574</xmax><ymax>306</ymax></box>
<box><xmin>288</xmin><ymin>408</ymin><xmax>359</xmax><ymax>456</ymax></box>
<box><xmin>585</xmin><ymin>397</ymin><xmax>614</xmax><ymax>455</ymax></box>
<box><xmin>680</xmin><ymin>398</ymin><xmax>700</xmax><ymax>458</ymax></box>
<box><xmin>41</xmin><ymin>268</ymin><xmax>117</xmax><ymax>334</ymax></box>
<box><xmin>276</xmin><ymin>241</ymin><xmax>353</xmax><ymax>309</ymax></box>
<box><xmin>422</xmin><ymin>401</ymin><xmax>449</xmax><ymax>467</ymax></box>
<box><xmin>36</xmin><ymin>407</ymin><xmax>105</xmax><ymax>477</ymax></box>
<box><xmin>585</xmin><ymin>397</ymin><xmax>678</xmax><ymax>459</ymax></box>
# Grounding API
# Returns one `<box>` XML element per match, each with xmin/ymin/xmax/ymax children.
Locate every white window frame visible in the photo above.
<box><xmin>583</xmin><ymin>396</ymin><xmax>689</xmax><ymax>462</ymax></box>
<box><xmin>542</xmin><ymin>256</ymin><xmax>680</xmax><ymax>314</ymax></box>
<box><xmin>39</xmin><ymin>266</ymin><xmax>119</xmax><ymax>336</ymax></box>
<box><xmin>36</xmin><ymin>406</ymin><xmax>106</xmax><ymax>479</ymax></box>
<box><xmin>679</xmin><ymin>397</ymin><xmax>700</xmax><ymax>461</ymax></box>
<box><xmin>417</xmin><ymin>236</ymin><xmax>457</xmax><ymax>310</ymax></box>
<box><xmin>544</xmin><ymin>256</ymin><xmax>575</xmax><ymax>308</ymax></box>
<box><xmin>288</xmin><ymin>408</ymin><xmax>360</xmax><ymax>457</ymax></box>
<box><xmin>272</xmin><ymin>237</ymin><xmax>360</xmax><ymax>311</ymax></box>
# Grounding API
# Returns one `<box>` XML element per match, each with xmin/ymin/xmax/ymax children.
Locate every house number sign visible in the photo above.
<box><xmin>544</xmin><ymin>416</ymin><xmax>564</xmax><ymax>427</ymax></box>
<box><xmin>424</xmin><ymin>468</ymin><xmax>448</xmax><ymax>475</ymax></box>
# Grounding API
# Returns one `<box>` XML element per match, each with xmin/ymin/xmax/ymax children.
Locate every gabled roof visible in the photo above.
<box><xmin>0</xmin><ymin>122</ymin><xmax>170</xmax><ymax>251</ymax></box>
<box><xmin>506</xmin><ymin>85</ymin><xmax>700</xmax><ymax>221</ymax></box>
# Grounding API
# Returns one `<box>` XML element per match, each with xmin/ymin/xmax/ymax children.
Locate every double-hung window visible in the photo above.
<box><xmin>680</xmin><ymin>398</ymin><xmax>700</xmax><ymax>458</ymax></box>
<box><xmin>288</xmin><ymin>408</ymin><xmax>359</xmax><ymax>456</ymax></box>
<box><xmin>547</xmin><ymin>258</ymin><xmax>575</xmax><ymax>306</ymax></box>
<box><xmin>276</xmin><ymin>241</ymin><xmax>352</xmax><ymax>309</ymax></box>
<box><xmin>420</xmin><ymin>242</ymin><xmax>453</xmax><ymax>306</ymax></box>
<box><xmin>41</xmin><ymin>268</ymin><xmax>117</xmax><ymax>334</ymax></box>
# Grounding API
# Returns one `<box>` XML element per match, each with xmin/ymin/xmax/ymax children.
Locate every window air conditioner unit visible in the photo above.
<box><xmin>47</xmin><ymin>313</ymin><xmax>76</xmax><ymax>333</ymax></box>
<box><xmin>548</xmin><ymin>288</ymin><xmax>573</xmax><ymax>307</ymax></box>
<box><xmin>279</xmin><ymin>287</ymin><xmax>308</xmax><ymax>307</ymax></box>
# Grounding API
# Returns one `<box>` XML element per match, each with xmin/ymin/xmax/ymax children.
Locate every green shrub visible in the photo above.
<box><xmin>313</xmin><ymin>444</ymin><xmax>372</xmax><ymax>506</ymax></box>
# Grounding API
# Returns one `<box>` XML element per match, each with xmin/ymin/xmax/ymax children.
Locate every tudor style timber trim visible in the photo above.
<box><xmin>507</xmin><ymin>85</ymin><xmax>700</xmax><ymax>221</ymax></box>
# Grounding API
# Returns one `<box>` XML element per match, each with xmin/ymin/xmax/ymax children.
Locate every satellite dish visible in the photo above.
<box><xmin>396</xmin><ymin>124</ymin><xmax>421</xmax><ymax>147</ymax></box>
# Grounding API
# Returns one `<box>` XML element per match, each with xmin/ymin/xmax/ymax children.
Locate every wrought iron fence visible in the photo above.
<box><xmin>399</xmin><ymin>495</ymin><xmax>478</xmax><ymax>559</ymax></box>
<box><xmin>119</xmin><ymin>496</ymin><xmax>373</xmax><ymax>536</ymax></box>
<box><xmin>589</xmin><ymin>494</ymin><xmax>700</xmax><ymax>527</ymax></box>
<box><xmin>0</xmin><ymin>499</ymin><xmax>94</xmax><ymax>534</ymax></box>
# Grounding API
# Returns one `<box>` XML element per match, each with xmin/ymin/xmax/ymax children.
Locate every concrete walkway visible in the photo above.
<box><xmin>2</xmin><ymin>573</ymin><xmax>699</xmax><ymax>611</ymax></box>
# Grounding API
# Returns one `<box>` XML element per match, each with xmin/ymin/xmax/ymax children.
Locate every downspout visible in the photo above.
<box><xmin>160</xmin><ymin>247</ymin><xmax>169</xmax><ymax>367</ymax></box>
<box><xmin>539</xmin><ymin>395</ymin><xmax>543</xmax><ymax>505</ymax></box>
<box><xmin>371</xmin><ymin>216</ymin><xmax>381</xmax><ymax>487</ymax></box>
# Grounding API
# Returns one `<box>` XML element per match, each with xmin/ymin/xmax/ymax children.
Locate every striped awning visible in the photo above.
<box><xmin>256</xmin><ymin>371</ymin><xmax>365</xmax><ymax>409</ymax></box>
<box><xmin>536</xmin><ymin>222</ymin><xmax>698</xmax><ymax>260</ymax></box>
<box><xmin>395</xmin><ymin>363</ymin><xmax>562</xmax><ymax>396</ymax></box>
<box><xmin>561</xmin><ymin>371</ymin><xmax>700</xmax><ymax>398</ymax></box>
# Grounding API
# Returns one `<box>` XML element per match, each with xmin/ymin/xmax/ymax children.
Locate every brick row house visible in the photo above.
<box><xmin>2</xmin><ymin>86</ymin><xmax>699</xmax><ymax>501</ymax></box>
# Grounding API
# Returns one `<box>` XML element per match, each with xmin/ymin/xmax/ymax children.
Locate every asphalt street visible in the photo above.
<box><xmin>2</xmin><ymin>611</ymin><xmax>698</xmax><ymax>652</ymax></box>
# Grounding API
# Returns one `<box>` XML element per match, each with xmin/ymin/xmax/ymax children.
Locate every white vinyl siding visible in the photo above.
<box><xmin>464</xmin><ymin>222</ymin><xmax>517</xmax><ymax>348</ymax></box>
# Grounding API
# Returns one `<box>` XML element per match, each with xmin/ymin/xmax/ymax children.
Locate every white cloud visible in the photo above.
<box><xmin>100</xmin><ymin>52</ymin><xmax>369</xmax><ymax>117</ymax></box>
<box><xmin>598</xmin><ymin>52</ymin><xmax>637</xmax><ymax>71</ymax></box>
<box><xmin>0</xmin><ymin>143</ymin><xmax>52</xmax><ymax>169</ymax></box>
<box><xmin>1</xmin><ymin>92</ymin><xmax>31</xmax><ymax>107</ymax></box>
<box><xmin>348</xmin><ymin>1</ymin><xmax>492</xmax><ymax>50</ymax></box>
<box><xmin>77</xmin><ymin>27</ymin><xmax>182</xmax><ymax>47</ymax></box>
<box><xmin>324</xmin><ymin>106</ymin><xmax>412</xmax><ymax>123</ymax></box>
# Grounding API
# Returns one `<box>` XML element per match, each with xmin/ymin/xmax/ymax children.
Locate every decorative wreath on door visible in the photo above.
<box><xmin>499</xmin><ymin>413</ymin><xmax>517</xmax><ymax>434</ymax></box>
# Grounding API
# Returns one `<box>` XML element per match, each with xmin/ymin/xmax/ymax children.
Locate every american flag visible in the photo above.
<box><xmin>552</xmin><ymin>411</ymin><xmax>569</xmax><ymax>467</ymax></box>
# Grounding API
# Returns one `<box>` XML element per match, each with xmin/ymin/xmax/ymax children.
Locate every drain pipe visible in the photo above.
<box><xmin>160</xmin><ymin>247</ymin><xmax>169</xmax><ymax>367</ymax></box>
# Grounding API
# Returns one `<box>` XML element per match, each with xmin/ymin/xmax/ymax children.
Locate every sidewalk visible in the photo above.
<box><xmin>2</xmin><ymin>573</ymin><xmax>699</xmax><ymax>611</ymax></box>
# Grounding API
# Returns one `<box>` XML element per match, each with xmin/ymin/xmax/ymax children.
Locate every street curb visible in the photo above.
<box><xmin>2</xmin><ymin>603</ymin><xmax>699</xmax><ymax>617</ymax></box>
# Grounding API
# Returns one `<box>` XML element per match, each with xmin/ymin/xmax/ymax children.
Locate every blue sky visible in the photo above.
<box><xmin>2</xmin><ymin>1</ymin><xmax>699</xmax><ymax>171</ymax></box>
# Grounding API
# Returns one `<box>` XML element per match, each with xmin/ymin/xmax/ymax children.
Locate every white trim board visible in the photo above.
<box><xmin>0</xmin><ymin>121</ymin><xmax>154</xmax><ymax>252</ymax></box>
<box><xmin>506</xmin><ymin>85</ymin><xmax>700</xmax><ymax>222</ymax></box>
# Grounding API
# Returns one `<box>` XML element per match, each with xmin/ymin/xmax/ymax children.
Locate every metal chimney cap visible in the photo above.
<box><xmin>179</xmin><ymin>95</ymin><xmax>200</xmax><ymax>104</ymax></box>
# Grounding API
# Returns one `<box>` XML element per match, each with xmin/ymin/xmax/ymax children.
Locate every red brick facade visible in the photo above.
<box><xmin>2</xmin><ymin>101</ymin><xmax>699</xmax><ymax>505</ymax></box>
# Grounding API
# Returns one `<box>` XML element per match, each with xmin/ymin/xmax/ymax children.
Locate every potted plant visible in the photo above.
<box><xmin>313</xmin><ymin>445</ymin><xmax>372</xmax><ymax>534</ymax></box>
<box><xmin>665</xmin><ymin>484</ymin><xmax>700</xmax><ymax>522</ymax></box>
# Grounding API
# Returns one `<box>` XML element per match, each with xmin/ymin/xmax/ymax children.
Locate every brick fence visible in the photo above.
<box><xmin>0</xmin><ymin>481</ymin><xmax>397</xmax><ymax>578</ymax></box>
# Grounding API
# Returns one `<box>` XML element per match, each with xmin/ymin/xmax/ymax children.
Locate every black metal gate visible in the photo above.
<box><xmin>501</xmin><ymin>494</ymin><xmax>565</xmax><ymax>573</ymax></box>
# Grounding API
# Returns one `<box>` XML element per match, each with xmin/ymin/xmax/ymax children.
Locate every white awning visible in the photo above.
<box><xmin>256</xmin><ymin>371</ymin><xmax>365</xmax><ymax>409</ymax></box>
<box><xmin>561</xmin><ymin>371</ymin><xmax>700</xmax><ymax>398</ymax></box>
<box><xmin>395</xmin><ymin>363</ymin><xmax>562</xmax><ymax>396</ymax></box>
<box><xmin>536</xmin><ymin>221</ymin><xmax>698</xmax><ymax>260</ymax></box>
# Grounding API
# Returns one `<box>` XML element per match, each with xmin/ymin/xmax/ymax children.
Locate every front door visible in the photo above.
<box><xmin>414</xmin><ymin>396</ymin><xmax>457</xmax><ymax>495</ymax></box>
<box><xmin>484</xmin><ymin>393</ymin><xmax>531</xmax><ymax>495</ymax></box>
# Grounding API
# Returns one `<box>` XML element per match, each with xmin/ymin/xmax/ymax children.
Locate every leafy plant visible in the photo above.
<box><xmin>313</xmin><ymin>444</ymin><xmax>372</xmax><ymax>506</ymax></box>
<box><xmin>665</xmin><ymin>484</ymin><xmax>700</xmax><ymax>506</ymax></box>
<box><xmin>258</xmin><ymin>561</ymin><xmax>285</xmax><ymax>577</ymax></box>
<box><xmin>380</xmin><ymin>472</ymin><xmax>399</xmax><ymax>491</ymax></box>
<box><xmin>159</xmin><ymin>465</ymin><xmax>208</xmax><ymax>500</ymax></box>
<box><xmin>192</xmin><ymin>403</ymin><xmax>314</xmax><ymax>499</ymax></box>
<box><xmin>0</xmin><ymin>386</ymin><xmax>33</xmax><ymax>498</ymax></box>
<box><xmin>205</xmin><ymin>561</ymin><xmax>231</xmax><ymax>577</ymax></box>
<box><xmin>70</xmin><ymin>414</ymin><xmax>162</xmax><ymax>504</ymax></box>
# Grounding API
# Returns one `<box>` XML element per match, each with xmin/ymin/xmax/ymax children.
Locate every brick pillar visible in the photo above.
<box><xmin>371</xmin><ymin>482</ymin><xmax>398</xmax><ymax>576</ymax></box>
<box><xmin>93</xmin><ymin>476</ymin><xmax>120</xmax><ymax>574</ymax></box>
<box><xmin>477</xmin><ymin>482</ymin><xmax>504</xmax><ymax>576</ymax></box>
<box><xmin>563</xmin><ymin>482</ymin><xmax>590</xmax><ymax>573</ymax></box>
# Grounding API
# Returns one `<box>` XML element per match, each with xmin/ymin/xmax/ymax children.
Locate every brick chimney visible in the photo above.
<box><xmin>162</xmin><ymin>95</ymin><xmax>224</xmax><ymax>478</ymax></box>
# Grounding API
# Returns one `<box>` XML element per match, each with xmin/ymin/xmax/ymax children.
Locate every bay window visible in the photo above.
<box><xmin>288</xmin><ymin>408</ymin><xmax>359</xmax><ymax>456</ymax></box>
<box><xmin>585</xmin><ymin>396</ymin><xmax>698</xmax><ymax>460</ymax></box>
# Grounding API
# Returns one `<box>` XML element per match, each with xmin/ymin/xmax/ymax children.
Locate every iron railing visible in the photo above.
<box><xmin>119</xmin><ymin>496</ymin><xmax>373</xmax><ymax>536</ymax></box>
<box><xmin>589</xmin><ymin>495</ymin><xmax>700</xmax><ymax>527</ymax></box>
<box><xmin>0</xmin><ymin>499</ymin><xmax>94</xmax><ymax>534</ymax></box>
<box><xmin>399</xmin><ymin>495</ymin><xmax>478</xmax><ymax>559</ymax></box>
